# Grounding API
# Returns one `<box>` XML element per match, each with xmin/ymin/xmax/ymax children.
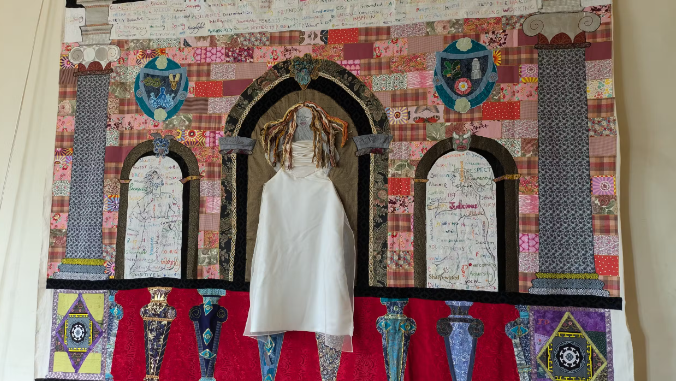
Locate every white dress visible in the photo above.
<box><xmin>245</xmin><ymin>140</ymin><xmax>356</xmax><ymax>351</ymax></box>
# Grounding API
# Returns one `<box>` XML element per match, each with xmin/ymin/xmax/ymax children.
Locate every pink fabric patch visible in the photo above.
<box><xmin>519</xmin><ymin>233</ymin><xmax>539</xmax><ymax>253</ymax></box>
<box><xmin>519</xmin><ymin>195</ymin><xmax>539</xmax><ymax>214</ymax></box>
<box><xmin>594</xmin><ymin>234</ymin><xmax>619</xmax><ymax>255</ymax></box>
<box><xmin>388</xmin><ymin>232</ymin><xmax>400</xmax><ymax>251</ymax></box>
<box><xmin>406</xmin><ymin>71</ymin><xmax>434</xmax><ymax>88</ymax></box>
<box><xmin>427</xmin><ymin>88</ymin><xmax>444</xmax><ymax>105</ymax></box>
<box><xmin>519</xmin><ymin>252</ymin><xmax>539</xmax><ymax>272</ymax></box>
<box><xmin>399</xmin><ymin>232</ymin><xmax>413</xmax><ymax>251</ymax></box>
<box><xmin>467</xmin><ymin>121</ymin><xmax>502</xmax><ymax>138</ymax></box>
<box><xmin>410</xmin><ymin>141</ymin><xmax>435</xmax><ymax>159</ymax></box>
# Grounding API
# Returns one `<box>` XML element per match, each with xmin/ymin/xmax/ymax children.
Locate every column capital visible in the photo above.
<box><xmin>523</xmin><ymin>11</ymin><xmax>601</xmax><ymax>49</ymax></box>
<box><xmin>77</xmin><ymin>0</ymin><xmax>114</xmax><ymax>45</ymax></box>
<box><xmin>69</xmin><ymin>44</ymin><xmax>120</xmax><ymax>76</ymax></box>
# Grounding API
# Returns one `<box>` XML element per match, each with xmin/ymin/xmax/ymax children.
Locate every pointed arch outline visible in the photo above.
<box><xmin>115</xmin><ymin>140</ymin><xmax>201</xmax><ymax>280</ymax></box>
<box><xmin>413</xmin><ymin>135</ymin><xmax>520</xmax><ymax>292</ymax></box>
<box><xmin>220</xmin><ymin>58</ymin><xmax>390</xmax><ymax>288</ymax></box>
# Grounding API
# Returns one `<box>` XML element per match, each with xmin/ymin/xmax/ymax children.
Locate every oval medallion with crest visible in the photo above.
<box><xmin>134</xmin><ymin>56</ymin><xmax>189</xmax><ymax>121</ymax></box>
<box><xmin>433</xmin><ymin>38</ymin><xmax>498</xmax><ymax>114</ymax></box>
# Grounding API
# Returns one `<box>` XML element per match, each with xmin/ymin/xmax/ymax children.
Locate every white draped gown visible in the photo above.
<box><xmin>244</xmin><ymin>140</ymin><xmax>356</xmax><ymax>351</ymax></box>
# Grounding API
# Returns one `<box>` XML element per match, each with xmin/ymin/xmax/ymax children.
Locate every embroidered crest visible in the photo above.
<box><xmin>290</xmin><ymin>53</ymin><xmax>321</xmax><ymax>90</ymax></box>
<box><xmin>434</xmin><ymin>38</ymin><xmax>498</xmax><ymax>114</ymax></box>
<box><xmin>135</xmin><ymin>56</ymin><xmax>189</xmax><ymax>121</ymax></box>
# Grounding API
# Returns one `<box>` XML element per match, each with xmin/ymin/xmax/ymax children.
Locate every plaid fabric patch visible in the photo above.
<box><xmin>51</xmin><ymin>196</ymin><xmax>70</xmax><ymax>213</ymax></box>
<box><xmin>390</xmin><ymin>89</ymin><xmax>427</xmax><ymax>107</ymax></box>
<box><xmin>589</xmin><ymin>136</ymin><xmax>617</xmax><ymax>156</ymax></box>
<box><xmin>269</xmin><ymin>31</ymin><xmax>300</xmax><ymax>46</ymax></box>
<box><xmin>588</xmin><ymin>98</ymin><xmax>615</xmax><ymax>118</ymax></box>
<box><xmin>119</xmin><ymin>98</ymin><xmax>142</xmax><ymax>114</ymax></box>
<box><xmin>590</xmin><ymin>157</ymin><xmax>616</xmax><ymax>176</ymax></box>
<box><xmin>103</xmin><ymin>229</ymin><xmax>117</xmax><ymax>245</ymax></box>
<box><xmin>388</xmin><ymin>213</ymin><xmax>412</xmax><ymax>232</ymax></box>
<box><xmin>407</xmin><ymin>36</ymin><xmax>445</xmax><ymax>54</ymax></box>
<box><xmin>104</xmin><ymin>162</ymin><xmax>123</xmax><ymax>179</ymax></box>
<box><xmin>443</xmin><ymin>106</ymin><xmax>483</xmax><ymax>122</ymax></box>
<box><xmin>200</xmin><ymin>162</ymin><xmax>221</xmax><ymax>179</ymax></box>
<box><xmin>518</xmin><ymin>272</ymin><xmax>536</xmax><ymax>293</ymax></box>
<box><xmin>519</xmin><ymin>214</ymin><xmax>539</xmax><ymax>233</ymax></box>
<box><xmin>119</xmin><ymin>130</ymin><xmax>151</xmax><ymax>146</ymax></box>
<box><xmin>593</xmin><ymin>215</ymin><xmax>618</xmax><ymax>234</ymax></box>
<box><xmin>600</xmin><ymin>275</ymin><xmax>620</xmax><ymax>297</ymax></box>
<box><xmin>58</xmin><ymin>85</ymin><xmax>77</xmax><ymax>101</ymax></box>
<box><xmin>502</xmin><ymin>46</ymin><xmax>537</xmax><ymax>66</ymax></box>
<box><xmin>520</xmin><ymin>101</ymin><xmax>537</xmax><ymax>120</ymax></box>
<box><xmin>186</xmin><ymin>63</ymin><xmax>212</xmax><ymax>82</ymax></box>
<box><xmin>199</xmin><ymin>213</ymin><xmax>220</xmax><ymax>231</ymax></box>
<box><xmin>234</xmin><ymin>62</ymin><xmax>269</xmax><ymax>79</ymax></box>
<box><xmin>390</xmin><ymin>124</ymin><xmax>427</xmax><ymax>141</ymax></box>
<box><xmin>374</xmin><ymin>91</ymin><xmax>392</xmax><ymax>107</ymax></box>
<box><xmin>55</xmin><ymin>132</ymin><xmax>74</xmax><ymax>149</ymax></box>
<box><xmin>360</xmin><ymin>58</ymin><xmax>392</xmax><ymax>75</ymax></box>
<box><xmin>358</xmin><ymin>26</ymin><xmax>391</xmax><ymax>42</ymax></box>
<box><xmin>192</xmin><ymin>114</ymin><xmax>225</xmax><ymax>131</ymax></box>
<box><xmin>49</xmin><ymin>247</ymin><xmax>67</xmax><ymax>261</ymax></box>
<box><xmin>515</xmin><ymin>157</ymin><xmax>538</xmax><ymax>176</ymax></box>
<box><xmin>387</xmin><ymin>269</ymin><xmax>414</xmax><ymax>287</ymax></box>
<box><xmin>587</xmin><ymin>23</ymin><xmax>612</xmax><ymax>43</ymax></box>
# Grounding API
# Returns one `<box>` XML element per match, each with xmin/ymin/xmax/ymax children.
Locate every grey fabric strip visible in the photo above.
<box><xmin>64</xmin><ymin>74</ymin><xmax>111</xmax><ymax>261</ymax></box>
<box><xmin>536</xmin><ymin>49</ymin><xmax>596</xmax><ymax>275</ymax></box>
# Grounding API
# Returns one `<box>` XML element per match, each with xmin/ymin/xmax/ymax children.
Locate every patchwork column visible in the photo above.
<box><xmin>523</xmin><ymin>3</ymin><xmax>608</xmax><ymax>296</ymax></box>
<box><xmin>54</xmin><ymin>0</ymin><xmax>120</xmax><ymax>280</ymax></box>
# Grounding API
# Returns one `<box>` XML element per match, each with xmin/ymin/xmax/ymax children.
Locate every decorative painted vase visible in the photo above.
<box><xmin>436</xmin><ymin>301</ymin><xmax>484</xmax><ymax>381</ymax></box>
<box><xmin>105</xmin><ymin>291</ymin><xmax>123</xmax><ymax>380</ymax></box>
<box><xmin>190</xmin><ymin>289</ymin><xmax>228</xmax><ymax>381</ymax></box>
<box><xmin>316</xmin><ymin>333</ymin><xmax>342</xmax><ymax>381</ymax></box>
<box><xmin>505</xmin><ymin>305</ymin><xmax>531</xmax><ymax>381</ymax></box>
<box><xmin>376</xmin><ymin>298</ymin><xmax>417</xmax><ymax>381</ymax></box>
<box><xmin>258</xmin><ymin>333</ymin><xmax>284</xmax><ymax>381</ymax></box>
<box><xmin>140</xmin><ymin>287</ymin><xmax>176</xmax><ymax>381</ymax></box>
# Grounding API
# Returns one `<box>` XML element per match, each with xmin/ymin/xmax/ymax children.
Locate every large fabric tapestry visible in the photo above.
<box><xmin>36</xmin><ymin>1</ymin><xmax>632</xmax><ymax>380</ymax></box>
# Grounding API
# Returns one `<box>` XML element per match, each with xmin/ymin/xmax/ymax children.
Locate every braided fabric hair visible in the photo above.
<box><xmin>260</xmin><ymin>101</ymin><xmax>349</xmax><ymax>169</ymax></box>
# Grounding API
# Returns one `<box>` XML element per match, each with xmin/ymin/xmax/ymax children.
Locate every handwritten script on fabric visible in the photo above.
<box><xmin>426</xmin><ymin>151</ymin><xmax>498</xmax><ymax>291</ymax></box>
<box><xmin>124</xmin><ymin>156</ymin><xmax>183</xmax><ymax>279</ymax></box>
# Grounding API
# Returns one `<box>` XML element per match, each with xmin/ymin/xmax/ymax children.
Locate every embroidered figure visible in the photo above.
<box><xmin>260</xmin><ymin>101</ymin><xmax>348</xmax><ymax>169</ymax></box>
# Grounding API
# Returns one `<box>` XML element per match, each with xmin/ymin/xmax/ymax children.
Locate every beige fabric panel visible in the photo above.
<box><xmin>245</xmin><ymin>89</ymin><xmax>359</xmax><ymax>280</ymax></box>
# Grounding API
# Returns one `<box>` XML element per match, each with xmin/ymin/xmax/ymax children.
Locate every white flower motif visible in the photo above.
<box><xmin>456</xmin><ymin>38</ymin><xmax>473</xmax><ymax>52</ymax></box>
<box><xmin>454</xmin><ymin>98</ymin><xmax>471</xmax><ymax>113</ymax></box>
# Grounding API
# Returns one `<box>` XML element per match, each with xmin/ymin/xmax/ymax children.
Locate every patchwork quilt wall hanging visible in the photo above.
<box><xmin>36</xmin><ymin>0</ymin><xmax>632</xmax><ymax>380</ymax></box>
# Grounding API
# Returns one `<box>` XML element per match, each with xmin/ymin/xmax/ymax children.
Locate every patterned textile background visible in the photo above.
<box><xmin>38</xmin><ymin>1</ymin><xmax>627</xmax><ymax>381</ymax></box>
<box><xmin>50</xmin><ymin>8</ymin><xmax>619</xmax><ymax>294</ymax></box>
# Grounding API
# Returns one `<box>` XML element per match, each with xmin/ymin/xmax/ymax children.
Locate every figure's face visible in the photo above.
<box><xmin>297</xmin><ymin>107</ymin><xmax>312</xmax><ymax>130</ymax></box>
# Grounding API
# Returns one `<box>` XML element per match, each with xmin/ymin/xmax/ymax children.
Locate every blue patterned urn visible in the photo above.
<box><xmin>190</xmin><ymin>289</ymin><xmax>228</xmax><ymax>381</ymax></box>
<box><xmin>105</xmin><ymin>291</ymin><xmax>123</xmax><ymax>380</ymax></box>
<box><xmin>376</xmin><ymin>298</ymin><xmax>417</xmax><ymax>381</ymax></box>
<box><xmin>258</xmin><ymin>333</ymin><xmax>284</xmax><ymax>381</ymax></box>
<box><xmin>140</xmin><ymin>287</ymin><xmax>176</xmax><ymax>381</ymax></box>
<box><xmin>436</xmin><ymin>301</ymin><xmax>484</xmax><ymax>381</ymax></box>
<box><xmin>505</xmin><ymin>306</ymin><xmax>531</xmax><ymax>381</ymax></box>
